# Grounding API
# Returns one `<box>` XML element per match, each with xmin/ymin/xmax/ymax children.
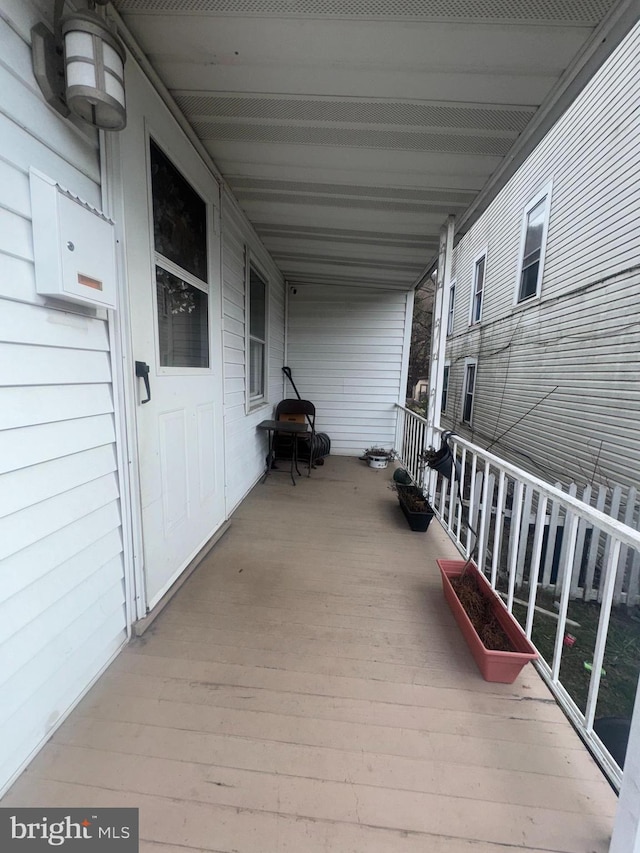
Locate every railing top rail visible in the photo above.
<box><xmin>396</xmin><ymin>404</ymin><xmax>429</xmax><ymax>426</ymax></box>
<box><xmin>395</xmin><ymin>404</ymin><xmax>640</xmax><ymax>551</ymax></box>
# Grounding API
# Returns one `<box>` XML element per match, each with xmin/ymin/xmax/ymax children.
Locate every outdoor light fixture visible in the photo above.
<box><xmin>31</xmin><ymin>0</ymin><xmax>126</xmax><ymax>130</ymax></box>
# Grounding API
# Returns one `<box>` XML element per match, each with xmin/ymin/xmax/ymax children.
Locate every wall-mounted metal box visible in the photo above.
<box><xmin>29</xmin><ymin>168</ymin><xmax>118</xmax><ymax>309</ymax></box>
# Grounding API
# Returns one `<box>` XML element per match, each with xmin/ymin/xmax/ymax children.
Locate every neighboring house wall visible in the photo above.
<box><xmin>443</xmin><ymin>22</ymin><xmax>640</xmax><ymax>491</ymax></box>
<box><xmin>0</xmin><ymin>4</ymin><xmax>127</xmax><ymax>794</ymax></box>
<box><xmin>221</xmin><ymin>190</ymin><xmax>286</xmax><ymax>513</ymax></box>
<box><xmin>287</xmin><ymin>285</ymin><xmax>410</xmax><ymax>455</ymax></box>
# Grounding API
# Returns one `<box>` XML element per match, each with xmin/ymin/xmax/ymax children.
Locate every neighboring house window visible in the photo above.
<box><xmin>516</xmin><ymin>183</ymin><xmax>552</xmax><ymax>303</ymax></box>
<box><xmin>246</xmin><ymin>256</ymin><xmax>268</xmax><ymax>405</ymax></box>
<box><xmin>447</xmin><ymin>282</ymin><xmax>455</xmax><ymax>336</ymax></box>
<box><xmin>441</xmin><ymin>363</ymin><xmax>450</xmax><ymax>413</ymax></box>
<box><xmin>470</xmin><ymin>252</ymin><xmax>486</xmax><ymax>324</ymax></box>
<box><xmin>462</xmin><ymin>360</ymin><xmax>477</xmax><ymax>424</ymax></box>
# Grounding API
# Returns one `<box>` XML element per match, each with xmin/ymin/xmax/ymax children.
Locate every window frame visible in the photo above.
<box><xmin>147</xmin><ymin>135</ymin><xmax>212</xmax><ymax>375</ymax></box>
<box><xmin>469</xmin><ymin>249</ymin><xmax>487</xmax><ymax>326</ymax></box>
<box><xmin>461</xmin><ymin>358</ymin><xmax>477</xmax><ymax>425</ymax></box>
<box><xmin>245</xmin><ymin>250</ymin><xmax>269</xmax><ymax>411</ymax></box>
<box><xmin>446</xmin><ymin>281</ymin><xmax>456</xmax><ymax>337</ymax></box>
<box><xmin>441</xmin><ymin>362</ymin><xmax>450</xmax><ymax>414</ymax></box>
<box><xmin>514</xmin><ymin>181</ymin><xmax>553</xmax><ymax>305</ymax></box>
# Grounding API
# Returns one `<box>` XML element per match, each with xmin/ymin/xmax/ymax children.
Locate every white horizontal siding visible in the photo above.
<box><xmin>288</xmin><ymin>285</ymin><xmax>409</xmax><ymax>455</ymax></box>
<box><xmin>0</xmin><ymin>1</ymin><xmax>127</xmax><ymax>796</ymax></box>
<box><xmin>444</xmin><ymin>23</ymin><xmax>640</xmax><ymax>493</ymax></box>
<box><xmin>444</xmin><ymin>268</ymin><xmax>640</xmax><ymax>489</ymax></box>
<box><xmin>221</xmin><ymin>190</ymin><xmax>286</xmax><ymax>513</ymax></box>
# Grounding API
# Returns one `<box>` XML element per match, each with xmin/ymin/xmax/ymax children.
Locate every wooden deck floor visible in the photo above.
<box><xmin>3</xmin><ymin>457</ymin><xmax>616</xmax><ymax>852</ymax></box>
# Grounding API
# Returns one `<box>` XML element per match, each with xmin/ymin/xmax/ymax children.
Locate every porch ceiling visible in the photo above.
<box><xmin>112</xmin><ymin>0</ymin><xmax>638</xmax><ymax>290</ymax></box>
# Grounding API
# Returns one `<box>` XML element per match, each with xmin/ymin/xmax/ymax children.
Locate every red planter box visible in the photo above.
<box><xmin>437</xmin><ymin>559</ymin><xmax>538</xmax><ymax>683</ymax></box>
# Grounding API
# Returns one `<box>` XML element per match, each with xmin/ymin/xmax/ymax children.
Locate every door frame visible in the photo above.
<box><xmin>102</xmin><ymin>127</ymin><xmax>148</xmax><ymax>621</ymax></box>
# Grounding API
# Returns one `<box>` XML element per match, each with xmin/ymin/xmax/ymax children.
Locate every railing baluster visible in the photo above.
<box><xmin>445</xmin><ymin>447</ymin><xmax>456</xmax><ymax>534</ymax></box>
<box><xmin>507</xmin><ymin>480</ymin><xmax>524</xmax><ymax>612</ymax></box>
<box><xmin>490</xmin><ymin>470</ymin><xmax>506</xmax><ymax>589</ymax></box>
<box><xmin>600</xmin><ymin>486</ymin><xmax>622</xmax><ymax>604</ymax></box>
<box><xmin>516</xmin><ymin>484</ymin><xmax>533</xmax><ymax>588</ymax></box>
<box><xmin>615</xmin><ymin>485</ymin><xmax>637</xmax><ymax>605</ymax></box>
<box><xmin>542</xmin><ymin>493</ymin><xmax>561</xmax><ymax>589</ymax></box>
<box><xmin>467</xmin><ymin>452</ymin><xmax>478</xmax><ymax>557</ymax></box>
<box><xmin>552</xmin><ymin>512</ymin><xmax>580</xmax><ymax>683</ymax></box>
<box><xmin>526</xmin><ymin>493</ymin><xmax>548</xmax><ymax>639</ymax></box>
<box><xmin>457</xmin><ymin>447</ymin><xmax>466</xmax><ymax>548</ymax></box>
<box><xmin>572</xmin><ymin>484</ymin><xmax>591</xmax><ymax>600</ymax></box>
<box><xmin>583</xmin><ymin>484</ymin><xmax>607</xmax><ymax>599</ymax></box>
<box><xmin>476</xmin><ymin>461</ymin><xmax>491</xmax><ymax>575</ymax></box>
<box><xmin>585</xmin><ymin>538</ymin><xmax>622</xmax><ymax>732</ymax></box>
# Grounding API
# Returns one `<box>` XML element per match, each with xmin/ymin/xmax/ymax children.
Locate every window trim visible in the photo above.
<box><xmin>446</xmin><ymin>281</ymin><xmax>456</xmax><ymax>337</ymax></box>
<box><xmin>441</xmin><ymin>362</ymin><xmax>450</xmax><ymax>414</ymax></box>
<box><xmin>468</xmin><ymin>248</ymin><xmax>487</xmax><ymax>326</ymax></box>
<box><xmin>245</xmin><ymin>249</ymin><xmax>269</xmax><ymax>412</ymax></box>
<box><xmin>514</xmin><ymin>181</ymin><xmax>553</xmax><ymax>305</ymax></box>
<box><xmin>461</xmin><ymin>358</ymin><xmax>477</xmax><ymax>425</ymax></box>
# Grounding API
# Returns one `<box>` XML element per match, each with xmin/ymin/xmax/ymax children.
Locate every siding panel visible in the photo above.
<box><xmin>0</xmin><ymin>1</ymin><xmax>127</xmax><ymax>796</ymax></box>
<box><xmin>221</xmin><ymin>190</ymin><xmax>286</xmax><ymax>513</ymax></box>
<box><xmin>288</xmin><ymin>286</ymin><xmax>409</xmax><ymax>455</ymax></box>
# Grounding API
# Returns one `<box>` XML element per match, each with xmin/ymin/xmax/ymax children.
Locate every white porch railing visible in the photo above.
<box><xmin>395</xmin><ymin>404</ymin><xmax>640</xmax><ymax>789</ymax></box>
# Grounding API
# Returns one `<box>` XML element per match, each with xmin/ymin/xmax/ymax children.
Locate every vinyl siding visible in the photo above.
<box><xmin>443</xmin><ymin>22</ymin><xmax>640</xmax><ymax>492</ymax></box>
<box><xmin>288</xmin><ymin>286</ymin><xmax>409</xmax><ymax>455</ymax></box>
<box><xmin>0</xmin><ymin>2</ymin><xmax>127</xmax><ymax>795</ymax></box>
<box><xmin>221</xmin><ymin>190</ymin><xmax>286</xmax><ymax>513</ymax></box>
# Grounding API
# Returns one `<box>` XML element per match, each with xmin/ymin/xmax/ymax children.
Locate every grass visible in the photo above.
<box><xmin>506</xmin><ymin>585</ymin><xmax>640</xmax><ymax>720</ymax></box>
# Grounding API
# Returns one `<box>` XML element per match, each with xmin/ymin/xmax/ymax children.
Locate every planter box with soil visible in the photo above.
<box><xmin>437</xmin><ymin>559</ymin><xmax>538</xmax><ymax>683</ymax></box>
<box><xmin>396</xmin><ymin>485</ymin><xmax>434</xmax><ymax>532</ymax></box>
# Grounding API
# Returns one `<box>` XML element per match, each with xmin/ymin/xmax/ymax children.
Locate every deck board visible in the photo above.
<box><xmin>2</xmin><ymin>457</ymin><xmax>617</xmax><ymax>851</ymax></box>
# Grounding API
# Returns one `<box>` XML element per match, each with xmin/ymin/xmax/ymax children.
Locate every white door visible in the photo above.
<box><xmin>118</xmin><ymin>95</ymin><xmax>225</xmax><ymax>611</ymax></box>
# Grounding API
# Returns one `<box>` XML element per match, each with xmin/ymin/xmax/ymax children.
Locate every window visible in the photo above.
<box><xmin>462</xmin><ymin>360</ymin><xmax>477</xmax><ymax>424</ymax></box>
<box><xmin>516</xmin><ymin>183</ymin><xmax>552</xmax><ymax>303</ymax></box>
<box><xmin>470</xmin><ymin>252</ymin><xmax>486</xmax><ymax>324</ymax></box>
<box><xmin>447</xmin><ymin>282</ymin><xmax>455</xmax><ymax>336</ymax></box>
<box><xmin>441</xmin><ymin>363</ymin><xmax>450</xmax><ymax>413</ymax></box>
<box><xmin>246</xmin><ymin>256</ymin><xmax>268</xmax><ymax>405</ymax></box>
<box><xmin>150</xmin><ymin>139</ymin><xmax>209</xmax><ymax>368</ymax></box>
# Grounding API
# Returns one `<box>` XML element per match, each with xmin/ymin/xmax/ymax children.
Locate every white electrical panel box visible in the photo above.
<box><xmin>29</xmin><ymin>168</ymin><xmax>118</xmax><ymax>309</ymax></box>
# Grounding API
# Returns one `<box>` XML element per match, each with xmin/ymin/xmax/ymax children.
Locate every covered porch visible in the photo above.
<box><xmin>2</xmin><ymin>457</ymin><xmax>616</xmax><ymax>852</ymax></box>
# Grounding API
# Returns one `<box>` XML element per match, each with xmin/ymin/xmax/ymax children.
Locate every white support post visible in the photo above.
<box><xmin>610</xmin><ymin>673</ymin><xmax>640</xmax><ymax>853</ymax></box>
<box><xmin>425</xmin><ymin>215</ymin><xmax>455</xmax><ymax>451</ymax></box>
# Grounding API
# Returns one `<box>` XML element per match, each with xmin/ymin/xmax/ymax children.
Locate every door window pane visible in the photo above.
<box><xmin>156</xmin><ymin>267</ymin><xmax>209</xmax><ymax>367</ymax></box>
<box><xmin>248</xmin><ymin>263</ymin><xmax>267</xmax><ymax>401</ymax></box>
<box><xmin>250</xmin><ymin>270</ymin><xmax>266</xmax><ymax>339</ymax></box>
<box><xmin>150</xmin><ymin>140</ymin><xmax>207</xmax><ymax>282</ymax></box>
<box><xmin>249</xmin><ymin>339</ymin><xmax>265</xmax><ymax>397</ymax></box>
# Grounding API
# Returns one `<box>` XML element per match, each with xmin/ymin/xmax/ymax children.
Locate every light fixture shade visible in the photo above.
<box><xmin>62</xmin><ymin>11</ymin><xmax>126</xmax><ymax>131</ymax></box>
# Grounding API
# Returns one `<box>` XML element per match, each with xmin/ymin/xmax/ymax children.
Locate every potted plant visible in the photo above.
<box><xmin>396</xmin><ymin>484</ymin><xmax>435</xmax><ymax>531</ymax></box>
<box><xmin>362</xmin><ymin>447</ymin><xmax>395</xmax><ymax>469</ymax></box>
<box><xmin>437</xmin><ymin>559</ymin><xmax>538</xmax><ymax>683</ymax></box>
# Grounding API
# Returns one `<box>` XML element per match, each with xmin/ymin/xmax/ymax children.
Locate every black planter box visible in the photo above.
<box><xmin>396</xmin><ymin>485</ymin><xmax>435</xmax><ymax>532</ymax></box>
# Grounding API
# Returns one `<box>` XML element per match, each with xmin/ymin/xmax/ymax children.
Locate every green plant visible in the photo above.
<box><xmin>363</xmin><ymin>447</ymin><xmax>396</xmax><ymax>459</ymax></box>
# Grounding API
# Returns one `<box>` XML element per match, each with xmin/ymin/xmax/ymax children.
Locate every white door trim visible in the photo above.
<box><xmin>101</xmin><ymin>128</ymin><xmax>148</xmax><ymax>621</ymax></box>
